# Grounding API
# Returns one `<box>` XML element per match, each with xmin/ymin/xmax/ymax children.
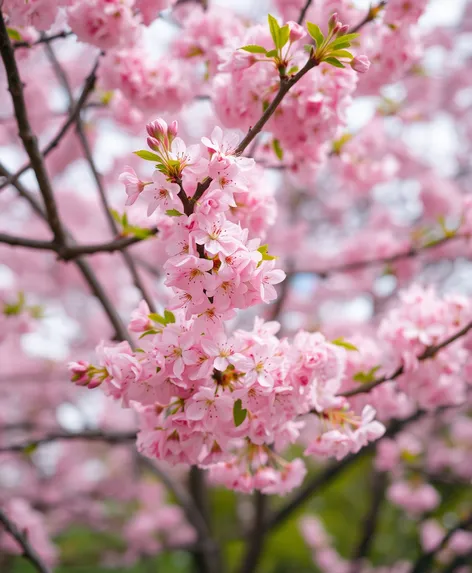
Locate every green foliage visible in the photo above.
<box><xmin>7</xmin><ymin>27</ymin><xmax>22</xmax><ymax>41</ymax></box>
<box><xmin>306</xmin><ymin>22</ymin><xmax>324</xmax><ymax>47</ymax></box>
<box><xmin>233</xmin><ymin>398</ymin><xmax>247</xmax><ymax>426</ymax></box>
<box><xmin>272</xmin><ymin>139</ymin><xmax>284</xmax><ymax>160</ymax></box>
<box><xmin>133</xmin><ymin>150</ymin><xmax>161</xmax><ymax>162</ymax></box>
<box><xmin>240</xmin><ymin>45</ymin><xmax>268</xmax><ymax>54</ymax></box>
<box><xmin>331</xmin><ymin>337</ymin><xmax>359</xmax><ymax>351</ymax></box>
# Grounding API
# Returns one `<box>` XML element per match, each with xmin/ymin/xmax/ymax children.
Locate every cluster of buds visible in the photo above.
<box><xmin>69</xmin><ymin>361</ymin><xmax>109</xmax><ymax>389</ymax></box>
<box><xmin>305</xmin><ymin>13</ymin><xmax>370</xmax><ymax>72</ymax></box>
<box><xmin>238</xmin><ymin>13</ymin><xmax>370</xmax><ymax>77</ymax></box>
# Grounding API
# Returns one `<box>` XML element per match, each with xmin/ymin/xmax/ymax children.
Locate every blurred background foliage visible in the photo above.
<box><xmin>6</xmin><ymin>453</ymin><xmax>471</xmax><ymax>572</ymax></box>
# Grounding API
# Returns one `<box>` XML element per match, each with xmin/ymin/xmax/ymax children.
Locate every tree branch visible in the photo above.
<box><xmin>349</xmin><ymin>471</ymin><xmax>388</xmax><ymax>573</ymax></box>
<box><xmin>13</xmin><ymin>30</ymin><xmax>73</xmax><ymax>49</ymax></box>
<box><xmin>288</xmin><ymin>234</ymin><xmax>465</xmax><ymax>279</ymax></box>
<box><xmin>297</xmin><ymin>0</ymin><xmax>313</xmax><ymax>25</ymax></box>
<box><xmin>0</xmin><ymin>57</ymin><xmax>99</xmax><ymax>192</ymax></box>
<box><xmin>340</xmin><ymin>318</ymin><xmax>472</xmax><ymax>398</ymax></box>
<box><xmin>238</xmin><ymin>492</ymin><xmax>268</xmax><ymax>573</ymax></box>
<box><xmin>410</xmin><ymin>513</ymin><xmax>472</xmax><ymax>573</ymax></box>
<box><xmin>266</xmin><ymin>410</ymin><xmax>426</xmax><ymax>532</ymax></box>
<box><xmin>0</xmin><ymin>229</ymin><xmax>158</xmax><ymax>258</ymax></box>
<box><xmin>0</xmin><ymin>12</ymin><xmax>66</xmax><ymax>245</ymax></box>
<box><xmin>0</xmin><ymin>508</ymin><xmax>52</xmax><ymax>573</ymax></box>
<box><xmin>0</xmin><ymin>430</ymin><xmax>137</xmax><ymax>453</ymax></box>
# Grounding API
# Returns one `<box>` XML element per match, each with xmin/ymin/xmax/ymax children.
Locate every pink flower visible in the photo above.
<box><xmin>287</xmin><ymin>21</ymin><xmax>306</xmax><ymax>43</ymax></box>
<box><xmin>118</xmin><ymin>166</ymin><xmax>148</xmax><ymax>206</ymax></box>
<box><xmin>254</xmin><ymin>260</ymin><xmax>286</xmax><ymax>303</ymax></box>
<box><xmin>192</xmin><ymin>214</ymin><xmax>244</xmax><ymax>256</ymax></box>
<box><xmin>141</xmin><ymin>171</ymin><xmax>181</xmax><ymax>216</ymax></box>
<box><xmin>185</xmin><ymin>387</ymin><xmax>234</xmax><ymax>430</ymax></box>
<box><xmin>350</xmin><ymin>55</ymin><xmax>371</xmax><ymax>74</ymax></box>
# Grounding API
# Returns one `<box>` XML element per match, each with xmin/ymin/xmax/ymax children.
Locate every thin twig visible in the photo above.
<box><xmin>297</xmin><ymin>0</ymin><xmax>313</xmax><ymax>25</ymax></box>
<box><xmin>0</xmin><ymin>508</ymin><xmax>52</xmax><ymax>573</ymax></box>
<box><xmin>0</xmin><ymin>431</ymin><xmax>136</xmax><ymax>453</ymax></box>
<box><xmin>13</xmin><ymin>30</ymin><xmax>73</xmax><ymax>49</ymax></box>
<box><xmin>410</xmin><ymin>513</ymin><xmax>472</xmax><ymax>573</ymax></box>
<box><xmin>0</xmin><ymin>163</ymin><xmax>131</xmax><ymax>343</ymax></box>
<box><xmin>340</xmin><ymin>318</ymin><xmax>472</xmax><ymax>397</ymax></box>
<box><xmin>350</xmin><ymin>1</ymin><xmax>387</xmax><ymax>33</ymax></box>
<box><xmin>289</xmin><ymin>234</ymin><xmax>464</xmax><ymax>279</ymax></box>
<box><xmin>0</xmin><ymin>229</ymin><xmax>158</xmax><ymax>258</ymax></box>
<box><xmin>0</xmin><ymin>57</ymin><xmax>99</xmax><ymax>192</ymax></box>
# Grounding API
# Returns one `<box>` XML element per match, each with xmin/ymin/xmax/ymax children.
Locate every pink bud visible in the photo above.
<box><xmin>338</xmin><ymin>24</ymin><xmax>349</xmax><ymax>36</ymax></box>
<box><xmin>287</xmin><ymin>21</ymin><xmax>306</xmax><ymax>42</ymax></box>
<box><xmin>68</xmin><ymin>361</ymin><xmax>90</xmax><ymax>386</ymax></box>
<box><xmin>146</xmin><ymin>118</ymin><xmax>168</xmax><ymax>140</ymax></box>
<box><xmin>147</xmin><ymin>136</ymin><xmax>161</xmax><ymax>152</ymax></box>
<box><xmin>328</xmin><ymin>12</ymin><xmax>339</xmax><ymax>30</ymax></box>
<box><xmin>350</xmin><ymin>55</ymin><xmax>371</xmax><ymax>73</ymax></box>
<box><xmin>169</xmin><ymin>120</ymin><xmax>179</xmax><ymax>138</ymax></box>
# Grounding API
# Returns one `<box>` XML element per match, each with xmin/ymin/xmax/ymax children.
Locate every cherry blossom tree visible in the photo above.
<box><xmin>1</xmin><ymin>1</ymin><xmax>471</xmax><ymax>572</ymax></box>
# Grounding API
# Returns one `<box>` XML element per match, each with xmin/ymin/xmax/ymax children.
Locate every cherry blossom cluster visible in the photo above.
<box><xmin>3</xmin><ymin>0</ymin><xmax>170</xmax><ymax>42</ymax></box>
<box><xmin>69</xmin><ymin>118</ymin><xmax>386</xmax><ymax>494</ymax></box>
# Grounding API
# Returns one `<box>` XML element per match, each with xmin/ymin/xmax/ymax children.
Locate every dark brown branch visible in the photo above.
<box><xmin>0</xmin><ymin>12</ymin><xmax>66</xmax><ymax>244</ymax></box>
<box><xmin>350</xmin><ymin>1</ymin><xmax>387</xmax><ymax>33</ymax></box>
<box><xmin>0</xmin><ymin>430</ymin><xmax>137</xmax><ymax>453</ymax></box>
<box><xmin>341</xmin><ymin>318</ymin><xmax>472</xmax><ymax>397</ymax></box>
<box><xmin>0</xmin><ymin>57</ymin><xmax>99</xmax><ymax>192</ymax></box>
<box><xmin>410</xmin><ymin>513</ymin><xmax>472</xmax><ymax>573</ymax></box>
<box><xmin>238</xmin><ymin>492</ymin><xmax>268</xmax><ymax>573</ymax></box>
<box><xmin>13</xmin><ymin>30</ymin><xmax>73</xmax><ymax>49</ymax></box>
<box><xmin>350</xmin><ymin>471</ymin><xmax>388</xmax><ymax>573</ymax></box>
<box><xmin>188</xmin><ymin>466</ymin><xmax>221</xmax><ymax>573</ymax></box>
<box><xmin>289</xmin><ymin>234</ymin><xmax>464</xmax><ymax>279</ymax></box>
<box><xmin>297</xmin><ymin>0</ymin><xmax>313</xmax><ymax>25</ymax></box>
<box><xmin>0</xmin><ymin>508</ymin><xmax>52</xmax><ymax>573</ymax></box>
<box><xmin>267</xmin><ymin>410</ymin><xmax>426</xmax><ymax>532</ymax></box>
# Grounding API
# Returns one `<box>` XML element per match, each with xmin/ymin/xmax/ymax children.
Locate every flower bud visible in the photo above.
<box><xmin>287</xmin><ymin>21</ymin><xmax>306</xmax><ymax>42</ymax></box>
<box><xmin>68</xmin><ymin>361</ymin><xmax>90</xmax><ymax>386</ymax></box>
<box><xmin>147</xmin><ymin>136</ymin><xmax>161</xmax><ymax>152</ymax></box>
<box><xmin>350</xmin><ymin>55</ymin><xmax>371</xmax><ymax>73</ymax></box>
<box><xmin>328</xmin><ymin>12</ymin><xmax>339</xmax><ymax>31</ymax></box>
<box><xmin>338</xmin><ymin>24</ymin><xmax>350</xmax><ymax>36</ymax></box>
<box><xmin>169</xmin><ymin>120</ymin><xmax>179</xmax><ymax>139</ymax></box>
<box><xmin>146</xmin><ymin>118</ymin><xmax>168</xmax><ymax>141</ymax></box>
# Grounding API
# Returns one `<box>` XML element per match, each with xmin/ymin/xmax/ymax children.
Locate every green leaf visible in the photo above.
<box><xmin>233</xmin><ymin>399</ymin><xmax>247</xmax><ymax>427</ymax></box>
<box><xmin>329</xmin><ymin>49</ymin><xmax>353</xmax><ymax>59</ymax></box>
<box><xmin>265</xmin><ymin>49</ymin><xmax>278</xmax><ymax>58</ymax></box>
<box><xmin>110</xmin><ymin>209</ymin><xmax>122</xmax><ymax>225</ymax></box>
<box><xmin>331</xmin><ymin>337</ymin><xmax>359</xmax><ymax>351</ymax></box>
<box><xmin>272</xmin><ymin>139</ymin><xmax>284</xmax><ymax>161</ymax></box>
<box><xmin>303</xmin><ymin>44</ymin><xmax>315</xmax><ymax>55</ymax></box>
<box><xmin>287</xmin><ymin>65</ymin><xmax>299</xmax><ymax>75</ymax></box>
<box><xmin>306</xmin><ymin>22</ymin><xmax>324</xmax><ymax>47</ymax></box>
<box><xmin>23</xmin><ymin>443</ymin><xmax>38</xmax><ymax>455</ymax></box>
<box><xmin>149</xmin><ymin>313</ymin><xmax>167</xmax><ymax>325</ymax></box>
<box><xmin>353</xmin><ymin>365</ymin><xmax>381</xmax><ymax>384</ymax></box>
<box><xmin>134</xmin><ymin>150</ymin><xmax>161</xmax><ymax>162</ymax></box>
<box><xmin>324</xmin><ymin>57</ymin><xmax>345</xmax><ymax>68</ymax></box>
<box><xmin>262</xmin><ymin>100</ymin><xmax>270</xmax><ymax>112</ymax></box>
<box><xmin>257</xmin><ymin>244</ymin><xmax>277</xmax><ymax>262</ymax></box>
<box><xmin>166</xmin><ymin>209</ymin><xmax>184</xmax><ymax>217</ymax></box>
<box><xmin>268</xmin><ymin>14</ymin><xmax>281</xmax><ymax>48</ymax></box>
<box><xmin>329</xmin><ymin>40</ymin><xmax>352</xmax><ymax>50</ymax></box>
<box><xmin>335</xmin><ymin>32</ymin><xmax>360</xmax><ymax>43</ymax></box>
<box><xmin>278</xmin><ymin>24</ymin><xmax>290</xmax><ymax>49</ymax></box>
<box><xmin>7</xmin><ymin>27</ymin><xmax>22</xmax><ymax>41</ymax></box>
<box><xmin>240</xmin><ymin>44</ymin><xmax>267</xmax><ymax>54</ymax></box>
<box><xmin>139</xmin><ymin>329</ymin><xmax>158</xmax><ymax>339</ymax></box>
<box><xmin>122</xmin><ymin>212</ymin><xmax>129</xmax><ymax>228</ymax></box>
<box><xmin>128</xmin><ymin>226</ymin><xmax>154</xmax><ymax>240</ymax></box>
<box><xmin>164</xmin><ymin>309</ymin><xmax>176</xmax><ymax>324</ymax></box>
